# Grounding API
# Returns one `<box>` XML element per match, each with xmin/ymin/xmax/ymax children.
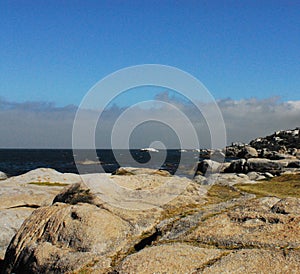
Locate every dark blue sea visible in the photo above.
<box><xmin>0</xmin><ymin>149</ymin><xmax>202</xmax><ymax>177</ymax></box>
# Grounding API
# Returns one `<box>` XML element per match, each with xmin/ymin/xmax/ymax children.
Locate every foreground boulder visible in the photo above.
<box><xmin>2</xmin><ymin>169</ymin><xmax>300</xmax><ymax>273</ymax></box>
<box><xmin>1</xmin><ymin>170</ymin><xmax>207</xmax><ymax>273</ymax></box>
<box><xmin>0</xmin><ymin>168</ymin><xmax>83</xmax><ymax>258</ymax></box>
<box><xmin>2</xmin><ymin>203</ymin><xmax>131</xmax><ymax>273</ymax></box>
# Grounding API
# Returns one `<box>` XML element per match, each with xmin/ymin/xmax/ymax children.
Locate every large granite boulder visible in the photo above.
<box><xmin>225</xmin><ymin>159</ymin><xmax>247</xmax><ymax>173</ymax></box>
<box><xmin>0</xmin><ymin>168</ymin><xmax>83</xmax><ymax>259</ymax></box>
<box><xmin>246</xmin><ymin>158</ymin><xmax>282</xmax><ymax>174</ymax></box>
<box><xmin>199</xmin><ymin>173</ymin><xmax>252</xmax><ymax>186</ymax></box>
<box><xmin>225</xmin><ymin>158</ymin><xmax>283</xmax><ymax>175</ymax></box>
<box><xmin>1</xmin><ymin>171</ymin><xmax>207</xmax><ymax>273</ymax></box>
<box><xmin>2</xmin><ymin>202</ymin><xmax>131</xmax><ymax>273</ymax></box>
<box><xmin>197</xmin><ymin>160</ymin><xmax>222</xmax><ymax>175</ymax></box>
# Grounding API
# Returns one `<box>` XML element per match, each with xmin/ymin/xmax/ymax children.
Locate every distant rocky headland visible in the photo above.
<box><xmin>195</xmin><ymin>127</ymin><xmax>300</xmax><ymax>181</ymax></box>
<box><xmin>0</xmin><ymin>128</ymin><xmax>300</xmax><ymax>273</ymax></box>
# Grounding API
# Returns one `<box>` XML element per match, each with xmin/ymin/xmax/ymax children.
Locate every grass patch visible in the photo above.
<box><xmin>206</xmin><ymin>185</ymin><xmax>242</xmax><ymax>204</ymax></box>
<box><xmin>29</xmin><ymin>181</ymin><xmax>69</xmax><ymax>187</ymax></box>
<box><xmin>235</xmin><ymin>173</ymin><xmax>300</xmax><ymax>198</ymax></box>
<box><xmin>161</xmin><ymin>203</ymin><xmax>203</xmax><ymax>220</ymax></box>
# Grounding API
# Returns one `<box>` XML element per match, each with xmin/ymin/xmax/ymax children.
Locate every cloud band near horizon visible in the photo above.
<box><xmin>0</xmin><ymin>96</ymin><xmax>299</xmax><ymax>149</ymax></box>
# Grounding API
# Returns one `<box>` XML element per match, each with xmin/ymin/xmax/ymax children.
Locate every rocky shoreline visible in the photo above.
<box><xmin>0</xmin><ymin>128</ymin><xmax>300</xmax><ymax>273</ymax></box>
<box><xmin>196</xmin><ymin>127</ymin><xmax>300</xmax><ymax>181</ymax></box>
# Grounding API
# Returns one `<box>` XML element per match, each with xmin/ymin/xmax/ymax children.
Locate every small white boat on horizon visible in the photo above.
<box><xmin>140</xmin><ymin>147</ymin><xmax>159</xmax><ymax>152</ymax></box>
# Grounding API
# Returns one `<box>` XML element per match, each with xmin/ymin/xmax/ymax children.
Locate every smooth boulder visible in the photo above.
<box><xmin>246</xmin><ymin>158</ymin><xmax>282</xmax><ymax>174</ymax></box>
<box><xmin>0</xmin><ymin>171</ymin><xmax>7</xmax><ymax>180</ymax></box>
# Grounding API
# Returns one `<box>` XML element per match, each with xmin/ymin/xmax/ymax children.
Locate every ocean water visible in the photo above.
<box><xmin>0</xmin><ymin>149</ymin><xmax>201</xmax><ymax>177</ymax></box>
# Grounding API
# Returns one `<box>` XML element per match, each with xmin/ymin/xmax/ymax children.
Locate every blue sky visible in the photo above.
<box><xmin>1</xmin><ymin>0</ymin><xmax>299</xmax><ymax>107</ymax></box>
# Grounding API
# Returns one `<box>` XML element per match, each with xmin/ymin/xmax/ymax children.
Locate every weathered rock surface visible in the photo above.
<box><xmin>0</xmin><ymin>168</ymin><xmax>82</xmax><ymax>209</ymax></box>
<box><xmin>112</xmin><ymin>166</ymin><xmax>171</xmax><ymax>176</ymax></box>
<box><xmin>202</xmin><ymin>249</ymin><xmax>300</xmax><ymax>274</ymax></box>
<box><xmin>0</xmin><ymin>168</ymin><xmax>83</xmax><ymax>258</ymax></box>
<box><xmin>271</xmin><ymin>197</ymin><xmax>300</xmax><ymax>215</ymax></box>
<box><xmin>247</xmin><ymin>171</ymin><xmax>266</xmax><ymax>181</ymax></box>
<box><xmin>2</xmin><ymin>167</ymin><xmax>300</xmax><ymax>273</ymax></box>
<box><xmin>116</xmin><ymin>243</ymin><xmax>225</xmax><ymax>273</ymax></box>
<box><xmin>186</xmin><ymin>197</ymin><xmax>300</xmax><ymax>249</ymax></box>
<box><xmin>246</xmin><ymin>158</ymin><xmax>283</xmax><ymax>174</ymax></box>
<box><xmin>225</xmin><ymin>158</ymin><xmax>283</xmax><ymax>175</ymax></box>
<box><xmin>197</xmin><ymin>173</ymin><xmax>253</xmax><ymax>186</ymax></box>
<box><xmin>0</xmin><ymin>171</ymin><xmax>7</xmax><ymax>180</ymax></box>
<box><xmin>237</xmin><ymin>145</ymin><xmax>258</xmax><ymax>159</ymax></box>
<box><xmin>0</xmin><ymin>208</ymin><xmax>33</xmax><ymax>259</ymax></box>
<box><xmin>250</xmin><ymin>128</ymin><xmax>300</xmax><ymax>151</ymax></box>
<box><xmin>2</xmin><ymin>203</ymin><xmax>131</xmax><ymax>273</ymax></box>
<box><xmin>1</xmin><ymin>169</ymin><xmax>207</xmax><ymax>273</ymax></box>
<box><xmin>225</xmin><ymin>145</ymin><xmax>258</xmax><ymax>159</ymax></box>
<box><xmin>224</xmin><ymin>158</ymin><xmax>247</xmax><ymax>173</ymax></box>
<box><xmin>197</xmin><ymin>160</ymin><xmax>223</xmax><ymax>175</ymax></box>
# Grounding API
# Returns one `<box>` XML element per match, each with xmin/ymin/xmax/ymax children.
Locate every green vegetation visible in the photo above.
<box><xmin>235</xmin><ymin>173</ymin><xmax>300</xmax><ymax>198</ymax></box>
<box><xmin>29</xmin><ymin>181</ymin><xmax>69</xmax><ymax>187</ymax></box>
<box><xmin>206</xmin><ymin>185</ymin><xmax>242</xmax><ymax>204</ymax></box>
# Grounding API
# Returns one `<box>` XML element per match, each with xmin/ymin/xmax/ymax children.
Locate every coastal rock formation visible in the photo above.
<box><xmin>112</xmin><ymin>167</ymin><xmax>170</xmax><ymax>176</ymax></box>
<box><xmin>225</xmin><ymin>144</ymin><xmax>258</xmax><ymax>159</ymax></box>
<box><xmin>224</xmin><ymin>158</ymin><xmax>283</xmax><ymax>175</ymax></box>
<box><xmin>225</xmin><ymin>128</ymin><xmax>300</xmax><ymax>161</ymax></box>
<box><xmin>197</xmin><ymin>159</ymin><xmax>222</xmax><ymax>175</ymax></box>
<box><xmin>1</xmin><ymin>170</ymin><xmax>207</xmax><ymax>273</ymax></box>
<box><xmin>237</xmin><ymin>145</ymin><xmax>258</xmax><ymax>159</ymax></box>
<box><xmin>2</xmin><ymin>167</ymin><xmax>300</xmax><ymax>273</ymax></box>
<box><xmin>0</xmin><ymin>168</ymin><xmax>83</xmax><ymax>258</ymax></box>
<box><xmin>248</xmin><ymin>128</ymin><xmax>300</xmax><ymax>161</ymax></box>
<box><xmin>1</xmin><ymin>128</ymin><xmax>300</xmax><ymax>272</ymax></box>
<box><xmin>0</xmin><ymin>171</ymin><xmax>7</xmax><ymax>180</ymax></box>
<box><xmin>250</xmin><ymin>128</ymin><xmax>300</xmax><ymax>151</ymax></box>
<box><xmin>195</xmin><ymin>173</ymin><xmax>253</xmax><ymax>186</ymax></box>
<box><xmin>246</xmin><ymin>158</ymin><xmax>283</xmax><ymax>174</ymax></box>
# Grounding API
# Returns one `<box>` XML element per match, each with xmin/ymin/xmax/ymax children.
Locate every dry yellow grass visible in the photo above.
<box><xmin>235</xmin><ymin>173</ymin><xmax>300</xmax><ymax>198</ymax></box>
